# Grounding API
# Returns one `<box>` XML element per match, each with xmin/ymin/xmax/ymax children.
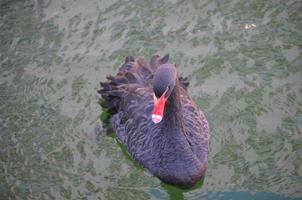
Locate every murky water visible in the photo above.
<box><xmin>0</xmin><ymin>0</ymin><xmax>301</xmax><ymax>199</ymax></box>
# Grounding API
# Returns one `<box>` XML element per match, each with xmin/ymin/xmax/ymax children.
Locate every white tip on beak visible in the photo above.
<box><xmin>152</xmin><ymin>114</ymin><xmax>162</xmax><ymax>124</ymax></box>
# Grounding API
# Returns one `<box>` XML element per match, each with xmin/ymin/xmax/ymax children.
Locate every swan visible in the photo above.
<box><xmin>98</xmin><ymin>54</ymin><xmax>209</xmax><ymax>187</ymax></box>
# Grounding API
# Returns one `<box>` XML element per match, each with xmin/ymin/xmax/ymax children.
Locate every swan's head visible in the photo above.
<box><xmin>152</xmin><ymin>64</ymin><xmax>177</xmax><ymax>123</ymax></box>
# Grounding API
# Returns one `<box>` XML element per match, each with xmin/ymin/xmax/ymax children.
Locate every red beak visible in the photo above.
<box><xmin>152</xmin><ymin>89</ymin><xmax>168</xmax><ymax>123</ymax></box>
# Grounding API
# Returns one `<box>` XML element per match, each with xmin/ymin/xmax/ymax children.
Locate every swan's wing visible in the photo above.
<box><xmin>178</xmin><ymin>76</ymin><xmax>190</xmax><ymax>90</ymax></box>
<box><xmin>98</xmin><ymin>56</ymin><xmax>152</xmax><ymax>114</ymax></box>
<box><xmin>180</xmin><ymin>90</ymin><xmax>209</xmax><ymax>162</ymax></box>
<box><xmin>120</xmin><ymin>56</ymin><xmax>153</xmax><ymax>82</ymax></box>
<box><xmin>111</xmin><ymin>85</ymin><xmax>162</xmax><ymax>169</ymax></box>
<box><xmin>120</xmin><ymin>86</ymin><xmax>155</xmax><ymax>146</ymax></box>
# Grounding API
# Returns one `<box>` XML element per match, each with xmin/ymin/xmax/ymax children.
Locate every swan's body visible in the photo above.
<box><xmin>98</xmin><ymin>55</ymin><xmax>209</xmax><ymax>187</ymax></box>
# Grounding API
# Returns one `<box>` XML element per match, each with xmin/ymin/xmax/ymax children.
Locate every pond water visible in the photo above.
<box><xmin>0</xmin><ymin>0</ymin><xmax>301</xmax><ymax>199</ymax></box>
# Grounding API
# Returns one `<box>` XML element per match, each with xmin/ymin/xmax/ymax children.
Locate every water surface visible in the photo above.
<box><xmin>0</xmin><ymin>0</ymin><xmax>301</xmax><ymax>199</ymax></box>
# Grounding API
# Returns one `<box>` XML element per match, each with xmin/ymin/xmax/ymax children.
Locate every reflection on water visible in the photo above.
<box><xmin>0</xmin><ymin>0</ymin><xmax>301</xmax><ymax>199</ymax></box>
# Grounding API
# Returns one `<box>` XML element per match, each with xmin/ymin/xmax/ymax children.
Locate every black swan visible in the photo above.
<box><xmin>98</xmin><ymin>54</ymin><xmax>209</xmax><ymax>187</ymax></box>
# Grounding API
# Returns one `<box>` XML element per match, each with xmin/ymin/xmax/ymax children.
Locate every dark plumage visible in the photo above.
<box><xmin>98</xmin><ymin>54</ymin><xmax>209</xmax><ymax>187</ymax></box>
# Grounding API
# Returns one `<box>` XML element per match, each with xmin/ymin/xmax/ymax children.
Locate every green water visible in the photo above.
<box><xmin>0</xmin><ymin>0</ymin><xmax>301</xmax><ymax>199</ymax></box>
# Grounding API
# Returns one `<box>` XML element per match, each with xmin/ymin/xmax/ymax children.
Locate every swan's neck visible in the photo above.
<box><xmin>162</xmin><ymin>81</ymin><xmax>185</xmax><ymax>131</ymax></box>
